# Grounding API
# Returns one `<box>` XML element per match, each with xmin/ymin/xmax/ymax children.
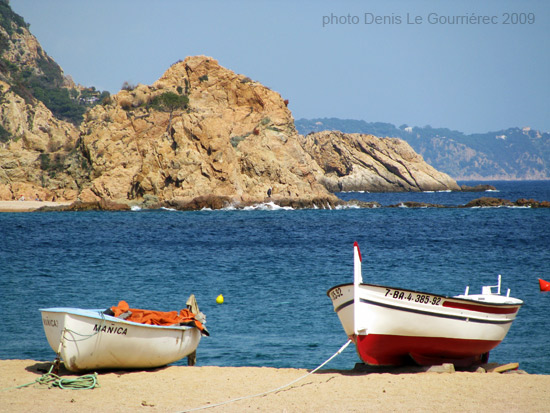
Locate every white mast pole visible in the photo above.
<box><xmin>353</xmin><ymin>242</ymin><xmax>363</xmax><ymax>336</ymax></box>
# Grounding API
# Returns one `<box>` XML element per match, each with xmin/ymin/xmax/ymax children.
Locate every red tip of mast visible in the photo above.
<box><xmin>354</xmin><ymin>241</ymin><xmax>362</xmax><ymax>262</ymax></box>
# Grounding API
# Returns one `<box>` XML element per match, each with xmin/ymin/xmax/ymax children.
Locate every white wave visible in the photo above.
<box><xmin>194</xmin><ymin>202</ymin><xmax>294</xmax><ymax>211</ymax></box>
<box><xmin>437</xmin><ymin>190</ymin><xmax>452</xmax><ymax>193</ymax></box>
<box><xmin>470</xmin><ymin>205</ymin><xmax>525</xmax><ymax>209</ymax></box>
<box><xmin>486</xmin><ymin>189</ymin><xmax>500</xmax><ymax>192</ymax></box>
<box><xmin>160</xmin><ymin>206</ymin><xmax>177</xmax><ymax>212</ymax></box>
<box><xmin>334</xmin><ymin>204</ymin><xmax>360</xmax><ymax>209</ymax></box>
<box><xmin>130</xmin><ymin>205</ymin><xmax>142</xmax><ymax>211</ymax></box>
<box><xmin>221</xmin><ymin>204</ymin><xmax>238</xmax><ymax>211</ymax></box>
<box><xmin>317</xmin><ymin>203</ymin><xmax>333</xmax><ymax>210</ymax></box>
<box><xmin>241</xmin><ymin>202</ymin><xmax>294</xmax><ymax>211</ymax></box>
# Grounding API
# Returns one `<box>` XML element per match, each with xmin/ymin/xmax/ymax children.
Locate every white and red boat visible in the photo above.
<box><xmin>327</xmin><ymin>242</ymin><xmax>523</xmax><ymax>367</ymax></box>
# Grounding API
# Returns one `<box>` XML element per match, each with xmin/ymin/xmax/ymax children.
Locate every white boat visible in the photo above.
<box><xmin>327</xmin><ymin>242</ymin><xmax>523</xmax><ymax>367</ymax></box>
<box><xmin>40</xmin><ymin>301</ymin><xmax>206</xmax><ymax>372</ymax></box>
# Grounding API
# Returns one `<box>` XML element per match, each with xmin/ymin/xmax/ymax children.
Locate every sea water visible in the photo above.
<box><xmin>1</xmin><ymin>181</ymin><xmax>549</xmax><ymax>373</ymax></box>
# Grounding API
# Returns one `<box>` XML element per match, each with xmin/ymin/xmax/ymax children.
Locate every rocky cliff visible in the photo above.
<box><xmin>301</xmin><ymin>131</ymin><xmax>460</xmax><ymax>192</ymax></box>
<box><xmin>78</xmin><ymin>57</ymin><xmax>461</xmax><ymax>206</ymax></box>
<box><xmin>0</xmin><ymin>79</ymin><xmax>80</xmax><ymax>201</ymax></box>
<box><xmin>0</xmin><ymin>53</ymin><xmax>463</xmax><ymax>206</ymax></box>
<box><xmin>77</xmin><ymin>56</ymin><xmax>337</xmax><ymax>208</ymax></box>
<box><xmin>0</xmin><ymin>2</ymin><xmax>81</xmax><ymax>201</ymax></box>
<box><xmin>0</xmin><ymin>3</ymin><xmax>463</xmax><ymax>208</ymax></box>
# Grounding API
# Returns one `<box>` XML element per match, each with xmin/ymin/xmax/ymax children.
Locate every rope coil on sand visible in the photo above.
<box><xmin>2</xmin><ymin>323</ymin><xmax>104</xmax><ymax>392</ymax></box>
<box><xmin>3</xmin><ymin>337</ymin><xmax>349</xmax><ymax>399</ymax></box>
<box><xmin>5</xmin><ymin>365</ymin><xmax>99</xmax><ymax>391</ymax></box>
<box><xmin>178</xmin><ymin>339</ymin><xmax>352</xmax><ymax>413</ymax></box>
<box><xmin>32</xmin><ymin>367</ymin><xmax>99</xmax><ymax>390</ymax></box>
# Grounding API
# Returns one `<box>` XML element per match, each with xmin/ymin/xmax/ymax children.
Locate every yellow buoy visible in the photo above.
<box><xmin>216</xmin><ymin>294</ymin><xmax>224</xmax><ymax>304</ymax></box>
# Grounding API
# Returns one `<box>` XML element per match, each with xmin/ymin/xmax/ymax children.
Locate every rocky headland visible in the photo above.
<box><xmin>74</xmin><ymin>56</ymin><xmax>340</xmax><ymax>209</ymax></box>
<box><xmin>301</xmin><ymin>130</ymin><xmax>460</xmax><ymax>193</ymax></box>
<box><xmin>0</xmin><ymin>4</ymin><xmax>537</xmax><ymax>210</ymax></box>
<box><xmin>1</xmin><ymin>49</ymin><xmax>464</xmax><ymax>210</ymax></box>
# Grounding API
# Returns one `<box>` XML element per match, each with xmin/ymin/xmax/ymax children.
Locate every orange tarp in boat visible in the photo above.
<box><xmin>109</xmin><ymin>300</ymin><xmax>208</xmax><ymax>334</ymax></box>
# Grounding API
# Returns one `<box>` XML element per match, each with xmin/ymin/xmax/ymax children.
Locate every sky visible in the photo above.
<box><xmin>10</xmin><ymin>0</ymin><xmax>550</xmax><ymax>134</ymax></box>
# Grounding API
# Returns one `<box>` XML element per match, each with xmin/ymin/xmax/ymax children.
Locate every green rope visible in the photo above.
<box><xmin>8</xmin><ymin>365</ymin><xmax>99</xmax><ymax>391</ymax></box>
<box><xmin>62</xmin><ymin>311</ymin><xmax>106</xmax><ymax>342</ymax></box>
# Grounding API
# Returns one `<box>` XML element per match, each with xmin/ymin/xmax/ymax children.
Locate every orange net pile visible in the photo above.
<box><xmin>109</xmin><ymin>300</ymin><xmax>208</xmax><ymax>334</ymax></box>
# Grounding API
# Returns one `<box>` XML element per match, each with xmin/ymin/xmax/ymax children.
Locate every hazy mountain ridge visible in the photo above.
<box><xmin>296</xmin><ymin>118</ymin><xmax>550</xmax><ymax>180</ymax></box>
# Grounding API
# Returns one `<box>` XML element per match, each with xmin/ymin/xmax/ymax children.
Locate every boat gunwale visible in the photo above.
<box><xmin>334</xmin><ymin>297</ymin><xmax>517</xmax><ymax>325</ymax></box>
<box><xmin>326</xmin><ymin>282</ymin><xmax>524</xmax><ymax>307</ymax></box>
<box><xmin>40</xmin><ymin>307</ymin><xmax>196</xmax><ymax>331</ymax></box>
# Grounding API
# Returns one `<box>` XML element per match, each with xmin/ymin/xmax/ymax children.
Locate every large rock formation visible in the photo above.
<box><xmin>0</xmin><ymin>0</ymin><xmax>463</xmax><ymax>208</ymax></box>
<box><xmin>78</xmin><ymin>56</ymin><xmax>337</xmax><ymax>208</ymax></box>
<box><xmin>301</xmin><ymin>131</ymin><xmax>460</xmax><ymax>192</ymax></box>
<box><xmin>0</xmin><ymin>82</ymin><xmax>81</xmax><ymax>201</ymax></box>
<box><xmin>0</xmin><ymin>4</ymin><xmax>81</xmax><ymax>201</ymax></box>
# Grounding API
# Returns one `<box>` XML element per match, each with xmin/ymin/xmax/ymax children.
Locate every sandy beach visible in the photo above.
<box><xmin>1</xmin><ymin>360</ymin><xmax>549</xmax><ymax>412</ymax></box>
<box><xmin>0</xmin><ymin>201</ymin><xmax>73</xmax><ymax>212</ymax></box>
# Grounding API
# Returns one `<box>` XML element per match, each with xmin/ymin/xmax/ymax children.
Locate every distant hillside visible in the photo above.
<box><xmin>296</xmin><ymin>118</ymin><xmax>550</xmax><ymax>180</ymax></box>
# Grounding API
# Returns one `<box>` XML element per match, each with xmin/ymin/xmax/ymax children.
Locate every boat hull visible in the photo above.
<box><xmin>41</xmin><ymin>308</ymin><xmax>201</xmax><ymax>372</ymax></box>
<box><xmin>327</xmin><ymin>283</ymin><xmax>522</xmax><ymax>367</ymax></box>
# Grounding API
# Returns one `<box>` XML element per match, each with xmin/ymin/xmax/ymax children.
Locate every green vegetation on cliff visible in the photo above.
<box><xmin>0</xmin><ymin>1</ymin><xmax>109</xmax><ymax>126</ymax></box>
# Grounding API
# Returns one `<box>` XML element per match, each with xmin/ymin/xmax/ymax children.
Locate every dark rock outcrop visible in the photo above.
<box><xmin>460</xmin><ymin>184</ymin><xmax>497</xmax><ymax>192</ymax></box>
<box><xmin>515</xmin><ymin>198</ymin><xmax>550</xmax><ymax>208</ymax></box>
<box><xmin>463</xmin><ymin>197</ymin><xmax>515</xmax><ymax>208</ymax></box>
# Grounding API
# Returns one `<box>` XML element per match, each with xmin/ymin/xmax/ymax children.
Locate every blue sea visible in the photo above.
<box><xmin>1</xmin><ymin>181</ymin><xmax>549</xmax><ymax>374</ymax></box>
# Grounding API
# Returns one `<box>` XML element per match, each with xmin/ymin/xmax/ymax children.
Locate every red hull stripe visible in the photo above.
<box><xmin>442</xmin><ymin>301</ymin><xmax>519</xmax><ymax>314</ymax></box>
<box><xmin>335</xmin><ymin>299</ymin><xmax>514</xmax><ymax>325</ymax></box>
<box><xmin>356</xmin><ymin>333</ymin><xmax>501</xmax><ymax>366</ymax></box>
